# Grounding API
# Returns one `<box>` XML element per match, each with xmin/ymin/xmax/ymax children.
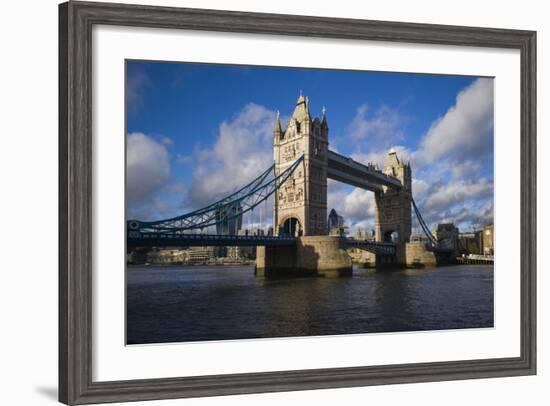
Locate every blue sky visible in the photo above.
<box><xmin>126</xmin><ymin>60</ymin><xmax>494</xmax><ymax>234</ymax></box>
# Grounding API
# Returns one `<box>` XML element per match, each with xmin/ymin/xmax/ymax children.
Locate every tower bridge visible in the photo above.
<box><xmin>128</xmin><ymin>94</ymin><xmax>452</xmax><ymax>274</ymax></box>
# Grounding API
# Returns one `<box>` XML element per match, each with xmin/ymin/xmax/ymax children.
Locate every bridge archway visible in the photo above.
<box><xmin>383</xmin><ymin>230</ymin><xmax>399</xmax><ymax>243</ymax></box>
<box><xmin>280</xmin><ymin>217</ymin><xmax>303</xmax><ymax>237</ymax></box>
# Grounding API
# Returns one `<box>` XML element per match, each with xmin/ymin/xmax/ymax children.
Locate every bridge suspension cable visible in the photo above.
<box><xmin>411</xmin><ymin>197</ymin><xmax>437</xmax><ymax>246</ymax></box>
<box><xmin>128</xmin><ymin>155</ymin><xmax>304</xmax><ymax>234</ymax></box>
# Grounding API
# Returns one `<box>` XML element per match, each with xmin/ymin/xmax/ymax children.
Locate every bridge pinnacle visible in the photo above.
<box><xmin>321</xmin><ymin>106</ymin><xmax>328</xmax><ymax>128</ymax></box>
<box><xmin>273</xmin><ymin>110</ymin><xmax>282</xmax><ymax>137</ymax></box>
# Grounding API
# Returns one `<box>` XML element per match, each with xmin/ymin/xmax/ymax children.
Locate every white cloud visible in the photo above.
<box><xmin>424</xmin><ymin>179</ymin><xmax>493</xmax><ymax>211</ymax></box>
<box><xmin>329</xmin><ymin>78</ymin><xmax>494</xmax><ymax>233</ymax></box>
<box><xmin>185</xmin><ymin>103</ymin><xmax>277</xmax><ymax>208</ymax></box>
<box><xmin>346</xmin><ymin>219</ymin><xmax>375</xmax><ymax>238</ymax></box>
<box><xmin>416</xmin><ymin>78</ymin><xmax>493</xmax><ymax>163</ymax></box>
<box><xmin>126</xmin><ymin>132</ymin><xmax>171</xmax><ymax>204</ymax></box>
<box><xmin>450</xmin><ymin>159</ymin><xmax>484</xmax><ymax>181</ymax></box>
<box><xmin>342</xmin><ymin>188</ymin><xmax>376</xmax><ymax>219</ymax></box>
<box><xmin>327</xmin><ymin>185</ymin><xmax>376</xmax><ymax>234</ymax></box>
<box><xmin>348</xmin><ymin>104</ymin><xmax>405</xmax><ymax>146</ymax></box>
<box><xmin>429</xmin><ymin>199</ymin><xmax>494</xmax><ymax>232</ymax></box>
<box><xmin>412</xmin><ymin>178</ymin><xmax>430</xmax><ymax>201</ymax></box>
<box><xmin>352</xmin><ymin>145</ymin><xmax>413</xmax><ymax>169</ymax></box>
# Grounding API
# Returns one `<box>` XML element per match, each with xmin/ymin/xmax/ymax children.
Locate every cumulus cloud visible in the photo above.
<box><xmin>412</xmin><ymin>178</ymin><xmax>430</xmax><ymax>201</ymax></box>
<box><xmin>328</xmin><ymin>187</ymin><xmax>375</xmax><ymax>222</ymax></box>
<box><xmin>185</xmin><ymin>103</ymin><xmax>277</xmax><ymax>208</ymax></box>
<box><xmin>424</xmin><ymin>199</ymin><xmax>494</xmax><ymax>232</ymax></box>
<box><xmin>351</xmin><ymin>145</ymin><xmax>413</xmax><ymax>169</ymax></box>
<box><xmin>348</xmin><ymin>104</ymin><xmax>406</xmax><ymax>146</ymax></box>
<box><xmin>406</xmin><ymin>78</ymin><xmax>494</xmax><ymax>232</ymax></box>
<box><xmin>127</xmin><ymin>132</ymin><xmax>171</xmax><ymax>204</ymax></box>
<box><xmin>423</xmin><ymin>179</ymin><xmax>493</xmax><ymax>211</ymax></box>
<box><xmin>331</xmin><ymin>78</ymin><xmax>494</xmax><ymax>235</ymax></box>
<box><xmin>416</xmin><ymin>78</ymin><xmax>494</xmax><ymax>163</ymax></box>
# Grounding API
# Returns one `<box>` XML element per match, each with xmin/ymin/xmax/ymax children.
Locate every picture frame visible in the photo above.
<box><xmin>59</xmin><ymin>1</ymin><xmax>537</xmax><ymax>404</ymax></box>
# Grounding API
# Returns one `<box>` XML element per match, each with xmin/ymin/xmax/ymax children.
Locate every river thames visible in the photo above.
<box><xmin>126</xmin><ymin>264</ymin><xmax>493</xmax><ymax>344</ymax></box>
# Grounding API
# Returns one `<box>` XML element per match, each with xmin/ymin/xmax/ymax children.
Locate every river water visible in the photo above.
<box><xmin>126</xmin><ymin>264</ymin><xmax>493</xmax><ymax>344</ymax></box>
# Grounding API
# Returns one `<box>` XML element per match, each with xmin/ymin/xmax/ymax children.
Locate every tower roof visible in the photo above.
<box><xmin>385</xmin><ymin>149</ymin><xmax>401</xmax><ymax>166</ymax></box>
<box><xmin>292</xmin><ymin>92</ymin><xmax>310</xmax><ymax>122</ymax></box>
<box><xmin>273</xmin><ymin>111</ymin><xmax>282</xmax><ymax>134</ymax></box>
<box><xmin>321</xmin><ymin>106</ymin><xmax>328</xmax><ymax>128</ymax></box>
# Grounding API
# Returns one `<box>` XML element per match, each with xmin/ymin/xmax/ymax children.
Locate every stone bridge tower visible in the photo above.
<box><xmin>273</xmin><ymin>94</ymin><xmax>328</xmax><ymax>236</ymax></box>
<box><xmin>374</xmin><ymin>150</ymin><xmax>412</xmax><ymax>260</ymax></box>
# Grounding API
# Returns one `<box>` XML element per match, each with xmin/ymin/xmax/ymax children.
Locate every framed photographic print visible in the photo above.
<box><xmin>59</xmin><ymin>1</ymin><xmax>536</xmax><ymax>404</ymax></box>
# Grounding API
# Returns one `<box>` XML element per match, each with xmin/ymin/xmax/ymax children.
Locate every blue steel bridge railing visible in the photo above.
<box><xmin>128</xmin><ymin>233</ymin><xmax>297</xmax><ymax>248</ymax></box>
<box><xmin>127</xmin><ymin>155</ymin><xmax>304</xmax><ymax>236</ymax></box>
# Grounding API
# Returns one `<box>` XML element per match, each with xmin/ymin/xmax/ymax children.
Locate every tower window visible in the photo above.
<box><xmin>296</xmin><ymin>122</ymin><xmax>301</xmax><ymax>133</ymax></box>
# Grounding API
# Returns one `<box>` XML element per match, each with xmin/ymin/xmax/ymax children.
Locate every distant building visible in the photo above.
<box><xmin>227</xmin><ymin>246</ymin><xmax>241</xmax><ymax>259</ymax></box>
<box><xmin>458</xmin><ymin>231</ymin><xmax>482</xmax><ymax>255</ymax></box>
<box><xmin>354</xmin><ymin>227</ymin><xmax>375</xmax><ymax>241</ymax></box>
<box><xmin>481</xmin><ymin>224</ymin><xmax>494</xmax><ymax>255</ymax></box>
<box><xmin>328</xmin><ymin>208</ymin><xmax>345</xmax><ymax>236</ymax></box>
<box><xmin>410</xmin><ymin>235</ymin><xmax>430</xmax><ymax>243</ymax></box>
<box><xmin>215</xmin><ymin>202</ymin><xmax>243</xmax><ymax>235</ymax></box>
<box><xmin>433</xmin><ymin>223</ymin><xmax>459</xmax><ymax>251</ymax></box>
<box><xmin>145</xmin><ymin>249</ymin><xmax>189</xmax><ymax>264</ymax></box>
<box><xmin>187</xmin><ymin>246</ymin><xmax>214</xmax><ymax>264</ymax></box>
<box><xmin>213</xmin><ymin>202</ymin><xmax>243</xmax><ymax>258</ymax></box>
<box><xmin>127</xmin><ymin>247</ymin><xmax>150</xmax><ymax>265</ymax></box>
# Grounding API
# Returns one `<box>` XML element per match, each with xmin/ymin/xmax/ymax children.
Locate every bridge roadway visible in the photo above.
<box><xmin>128</xmin><ymin>232</ymin><xmax>396</xmax><ymax>255</ymax></box>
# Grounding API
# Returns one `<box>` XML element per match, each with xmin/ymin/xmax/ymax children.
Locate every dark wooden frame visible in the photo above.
<box><xmin>59</xmin><ymin>1</ymin><xmax>537</xmax><ymax>404</ymax></box>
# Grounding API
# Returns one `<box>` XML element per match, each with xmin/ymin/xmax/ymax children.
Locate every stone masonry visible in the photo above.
<box><xmin>273</xmin><ymin>94</ymin><xmax>328</xmax><ymax>236</ymax></box>
<box><xmin>374</xmin><ymin>150</ymin><xmax>412</xmax><ymax>264</ymax></box>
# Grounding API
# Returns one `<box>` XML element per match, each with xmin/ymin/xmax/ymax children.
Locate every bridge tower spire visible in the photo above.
<box><xmin>273</xmin><ymin>94</ymin><xmax>328</xmax><ymax>236</ymax></box>
<box><xmin>273</xmin><ymin>110</ymin><xmax>282</xmax><ymax>141</ymax></box>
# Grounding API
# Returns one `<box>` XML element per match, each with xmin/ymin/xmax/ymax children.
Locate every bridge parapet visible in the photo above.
<box><xmin>342</xmin><ymin>238</ymin><xmax>396</xmax><ymax>255</ymax></box>
<box><xmin>128</xmin><ymin>232</ymin><xmax>297</xmax><ymax>248</ymax></box>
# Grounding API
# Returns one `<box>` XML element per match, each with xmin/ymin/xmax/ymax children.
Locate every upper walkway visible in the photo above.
<box><xmin>327</xmin><ymin>150</ymin><xmax>403</xmax><ymax>192</ymax></box>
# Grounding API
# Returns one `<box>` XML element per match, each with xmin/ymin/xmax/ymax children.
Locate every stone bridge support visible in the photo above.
<box><xmin>256</xmin><ymin>236</ymin><xmax>352</xmax><ymax>277</ymax></box>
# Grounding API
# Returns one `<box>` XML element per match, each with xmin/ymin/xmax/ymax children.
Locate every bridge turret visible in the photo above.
<box><xmin>375</xmin><ymin>149</ymin><xmax>412</xmax><ymax>255</ymax></box>
<box><xmin>383</xmin><ymin>149</ymin><xmax>412</xmax><ymax>193</ymax></box>
<box><xmin>273</xmin><ymin>111</ymin><xmax>282</xmax><ymax>144</ymax></box>
<box><xmin>321</xmin><ymin>106</ymin><xmax>328</xmax><ymax>133</ymax></box>
<box><xmin>273</xmin><ymin>94</ymin><xmax>328</xmax><ymax>236</ymax></box>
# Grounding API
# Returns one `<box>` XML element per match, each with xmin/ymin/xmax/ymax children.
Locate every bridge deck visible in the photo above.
<box><xmin>343</xmin><ymin>239</ymin><xmax>396</xmax><ymax>255</ymax></box>
<box><xmin>128</xmin><ymin>232</ymin><xmax>397</xmax><ymax>255</ymax></box>
<box><xmin>127</xmin><ymin>233</ymin><xmax>297</xmax><ymax>247</ymax></box>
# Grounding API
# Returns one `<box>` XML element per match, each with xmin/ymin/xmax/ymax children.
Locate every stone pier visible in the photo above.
<box><xmin>405</xmin><ymin>242</ymin><xmax>455</xmax><ymax>267</ymax></box>
<box><xmin>256</xmin><ymin>236</ymin><xmax>352</xmax><ymax>277</ymax></box>
<box><xmin>405</xmin><ymin>242</ymin><xmax>437</xmax><ymax>267</ymax></box>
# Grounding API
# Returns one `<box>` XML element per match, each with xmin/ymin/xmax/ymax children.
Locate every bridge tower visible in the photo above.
<box><xmin>374</xmin><ymin>150</ymin><xmax>412</xmax><ymax>263</ymax></box>
<box><xmin>273</xmin><ymin>94</ymin><xmax>328</xmax><ymax>236</ymax></box>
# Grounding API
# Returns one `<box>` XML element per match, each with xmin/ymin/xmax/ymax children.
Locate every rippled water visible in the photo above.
<box><xmin>126</xmin><ymin>264</ymin><xmax>493</xmax><ymax>344</ymax></box>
